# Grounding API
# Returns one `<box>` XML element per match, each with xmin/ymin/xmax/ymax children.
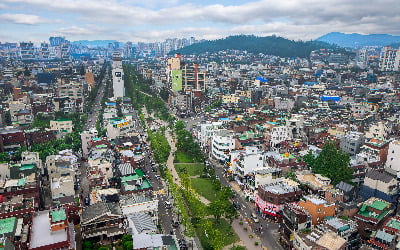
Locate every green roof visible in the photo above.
<box><xmin>54</xmin><ymin>119</ymin><xmax>72</xmax><ymax>122</ymax></box>
<box><xmin>135</xmin><ymin>168</ymin><xmax>145</xmax><ymax>176</ymax></box>
<box><xmin>121</xmin><ymin>175</ymin><xmax>140</xmax><ymax>182</ymax></box>
<box><xmin>358</xmin><ymin>206</ymin><xmax>390</xmax><ymax>221</ymax></box>
<box><xmin>387</xmin><ymin>218</ymin><xmax>400</xmax><ymax>230</ymax></box>
<box><xmin>140</xmin><ymin>179</ymin><xmax>152</xmax><ymax>189</ymax></box>
<box><xmin>50</xmin><ymin>209</ymin><xmax>67</xmax><ymax>222</ymax></box>
<box><xmin>17</xmin><ymin>178</ymin><xmax>26</xmax><ymax>186</ymax></box>
<box><xmin>0</xmin><ymin>217</ymin><xmax>17</xmax><ymax>235</ymax></box>
<box><xmin>20</xmin><ymin>164</ymin><xmax>35</xmax><ymax>170</ymax></box>
<box><xmin>370</xmin><ymin>200</ymin><xmax>389</xmax><ymax>211</ymax></box>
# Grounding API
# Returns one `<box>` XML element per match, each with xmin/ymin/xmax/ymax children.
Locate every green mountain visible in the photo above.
<box><xmin>171</xmin><ymin>35</ymin><xmax>342</xmax><ymax>58</ymax></box>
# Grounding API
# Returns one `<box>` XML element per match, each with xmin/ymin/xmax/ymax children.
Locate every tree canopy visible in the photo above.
<box><xmin>171</xmin><ymin>35</ymin><xmax>347</xmax><ymax>58</ymax></box>
<box><xmin>303</xmin><ymin>141</ymin><xmax>352</xmax><ymax>185</ymax></box>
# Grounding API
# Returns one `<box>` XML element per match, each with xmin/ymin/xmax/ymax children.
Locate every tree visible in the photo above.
<box><xmin>202</xmin><ymin>220</ymin><xmax>225</xmax><ymax>250</ymax></box>
<box><xmin>225</xmin><ymin>204</ymin><xmax>238</xmax><ymax>225</ymax></box>
<box><xmin>4</xmin><ymin>111</ymin><xmax>11</xmax><ymax>126</ymax></box>
<box><xmin>230</xmin><ymin>246</ymin><xmax>246</xmax><ymax>250</ymax></box>
<box><xmin>24</xmin><ymin>66</ymin><xmax>31</xmax><ymax>76</ymax></box>
<box><xmin>303</xmin><ymin>141</ymin><xmax>352</xmax><ymax>185</ymax></box>
<box><xmin>80</xmin><ymin>65</ymin><xmax>85</xmax><ymax>76</ymax></box>
<box><xmin>208</xmin><ymin>200</ymin><xmax>226</xmax><ymax>223</ymax></box>
<box><xmin>82</xmin><ymin>241</ymin><xmax>93</xmax><ymax>250</ymax></box>
<box><xmin>0</xmin><ymin>152</ymin><xmax>9</xmax><ymax>163</ymax></box>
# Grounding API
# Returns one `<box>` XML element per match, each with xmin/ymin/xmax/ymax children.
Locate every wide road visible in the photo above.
<box><xmin>211</xmin><ymin>159</ymin><xmax>283</xmax><ymax>250</ymax></box>
<box><xmin>85</xmin><ymin>73</ymin><xmax>108</xmax><ymax>131</ymax></box>
<box><xmin>79</xmin><ymin>67</ymin><xmax>108</xmax><ymax>200</ymax></box>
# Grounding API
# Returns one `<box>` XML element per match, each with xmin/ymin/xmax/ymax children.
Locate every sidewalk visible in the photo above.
<box><xmin>223</xmin><ymin>218</ymin><xmax>266</xmax><ymax>250</ymax></box>
<box><xmin>142</xmin><ymin>106</ymin><xmax>204</xmax><ymax>249</ymax></box>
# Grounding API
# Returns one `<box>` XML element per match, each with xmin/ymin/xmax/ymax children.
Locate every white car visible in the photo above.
<box><xmin>251</xmin><ymin>213</ymin><xmax>260</xmax><ymax>223</ymax></box>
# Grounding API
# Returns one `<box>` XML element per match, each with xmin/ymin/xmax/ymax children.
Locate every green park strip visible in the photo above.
<box><xmin>196</xmin><ymin>218</ymin><xmax>239</xmax><ymax>250</ymax></box>
<box><xmin>175</xmin><ymin>163</ymin><xmax>205</xmax><ymax>177</ymax></box>
<box><xmin>190</xmin><ymin>178</ymin><xmax>219</xmax><ymax>202</ymax></box>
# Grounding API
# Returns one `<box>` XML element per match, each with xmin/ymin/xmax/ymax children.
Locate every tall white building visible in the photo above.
<box><xmin>385</xmin><ymin>140</ymin><xmax>400</xmax><ymax>178</ymax></box>
<box><xmin>229</xmin><ymin>146</ymin><xmax>264</xmax><ymax>176</ymax></box>
<box><xmin>211</xmin><ymin>130</ymin><xmax>235</xmax><ymax>162</ymax></box>
<box><xmin>380</xmin><ymin>46</ymin><xmax>400</xmax><ymax>71</ymax></box>
<box><xmin>112</xmin><ymin>52</ymin><xmax>125</xmax><ymax>98</ymax></box>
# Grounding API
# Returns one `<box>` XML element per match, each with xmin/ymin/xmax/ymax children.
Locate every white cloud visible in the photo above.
<box><xmin>55</xmin><ymin>25</ymin><xmax>111</xmax><ymax>36</ymax></box>
<box><xmin>0</xmin><ymin>13</ymin><xmax>49</xmax><ymax>25</ymax></box>
<box><xmin>2</xmin><ymin>0</ymin><xmax>400</xmax><ymax>41</ymax></box>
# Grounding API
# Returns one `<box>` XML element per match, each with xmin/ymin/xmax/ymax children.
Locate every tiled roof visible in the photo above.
<box><xmin>365</xmin><ymin>169</ymin><xmax>395</xmax><ymax>183</ymax></box>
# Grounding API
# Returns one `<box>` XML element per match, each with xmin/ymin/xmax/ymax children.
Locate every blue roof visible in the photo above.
<box><xmin>304</xmin><ymin>82</ymin><xmax>319</xmax><ymax>86</ymax></box>
<box><xmin>219</xmin><ymin>118</ymin><xmax>230</xmax><ymax>121</ymax></box>
<box><xmin>321</xmin><ymin>95</ymin><xmax>341</xmax><ymax>102</ymax></box>
<box><xmin>105</xmin><ymin>102</ymin><xmax>116</xmax><ymax>106</ymax></box>
<box><xmin>256</xmin><ymin>76</ymin><xmax>268</xmax><ymax>83</ymax></box>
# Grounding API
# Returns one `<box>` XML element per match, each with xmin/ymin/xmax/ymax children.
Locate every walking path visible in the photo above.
<box><xmin>143</xmin><ymin>106</ymin><xmax>273</xmax><ymax>249</ymax></box>
<box><xmin>142</xmin><ymin>106</ymin><xmax>211</xmax><ymax>205</ymax></box>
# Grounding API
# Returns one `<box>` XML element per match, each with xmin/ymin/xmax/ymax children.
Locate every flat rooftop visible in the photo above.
<box><xmin>30</xmin><ymin>211</ymin><xmax>68</xmax><ymax>248</ymax></box>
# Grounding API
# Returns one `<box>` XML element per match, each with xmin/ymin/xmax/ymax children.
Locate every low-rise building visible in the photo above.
<box><xmin>354</xmin><ymin>197</ymin><xmax>393</xmax><ymax>240</ymax></box>
<box><xmin>340</xmin><ymin>131</ymin><xmax>365</xmax><ymax>156</ymax></box>
<box><xmin>255</xmin><ymin>180</ymin><xmax>301</xmax><ymax>221</ymax></box>
<box><xmin>279</xmin><ymin>204</ymin><xmax>312</xmax><ymax>249</ymax></box>
<box><xmin>293</xmin><ymin>229</ymin><xmax>346</xmax><ymax>250</ymax></box>
<box><xmin>369</xmin><ymin>216</ymin><xmax>400</xmax><ymax>250</ymax></box>
<box><xmin>359</xmin><ymin>169</ymin><xmax>398</xmax><ymax>203</ymax></box>
<box><xmin>298</xmin><ymin>196</ymin><xmax>335</xmax><ymax>225</ymax></box>
<box><xmin>81</xmin><ymin>202</ymin><xmax>125</xmax><ymax>242</ymax></box>
<box><xmin>30</xmin><ymin>210</ymin><xmax>75</xmax><ymax>249</ymax></box>
<box><xmin>50</xmin><ymin>119</ymin><xmax>73</xmax><ymax>137</ymax></box>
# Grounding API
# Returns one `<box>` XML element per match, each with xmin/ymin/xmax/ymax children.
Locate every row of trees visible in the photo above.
<box><xmin>124</xmin><ymin>64</ymin><xmax>172</xmax><ymax>121</ymax></box>
<box><xmin>180</xmin><ymin>172</ymin><xmax>238</xmax><ymax>249</ymax></box>
<box><xmin>147</xmin><ymin>128</ymin><xmax>171</xmax><ymax>164</ymax></box>
<box><xmin>174</xmin><ymin>121</ymin><xmax>204</xmax><ymax>163</ymax></box>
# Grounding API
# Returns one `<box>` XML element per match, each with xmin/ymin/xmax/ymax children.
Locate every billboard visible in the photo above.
<box><xmin>171</xmin><ymin>70</ymin><xmax>182</xmax><ymax>92</ymax></box>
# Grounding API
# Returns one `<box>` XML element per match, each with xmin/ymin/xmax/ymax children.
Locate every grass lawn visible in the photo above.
<box><xmin>174</xmin><ymin>149</ymin><xmax>202</xmax><ymax>163</ymax></box>
<box><xmin>196</xmin><ymin>218</ymin><xmax>239</xmax><ymax>249</ymax></box>
<box><xmin>175</xmin><ymin>164</ymin><xmax>205</xmax><ymax>177</ymax></box>
<box><xmin>190</xmin><ymin>178</ymin><xmax>218</xmax><ymax>202</ymax></box>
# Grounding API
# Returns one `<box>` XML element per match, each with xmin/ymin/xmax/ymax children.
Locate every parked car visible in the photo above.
<box><xmin>233</xmin><ymin>201</ymin><xmax>241</xmax><ymax>210</ymax></box>
<box><xmin>165</xmin><ymin>201</ymin><xmax>172</xmax><ymax>209</ymax></box>
<box><xmin>172</xmin><ymin>220</ymin><xmax>180</xmax><ymax>228</ymax></box>
<box><xmin>251</xmin><ymin>213</ymin><xmax>260</xmax><ymax>223</ymax></box>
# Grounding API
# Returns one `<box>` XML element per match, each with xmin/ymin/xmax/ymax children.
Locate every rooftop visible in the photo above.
<box><xmin>50</xmin><ymin>209</ymin><xmax>67</xmax><ymax>223</ymax></box>
<box><xmin>0</xmin><ymin>217</ymin><xmax>17</xmax><ymax>236</ymax></box>
<box><xmin>386</xmin><ymin>217</ymin><xmax>400</xmax><ymax>230</ymax></box>
<box><xmin>316</xmin><ymin>231</ymin><xmax>346</xmax><ymax>250</ymax></box>
<box><xmin>357</xmin><ymin>198</ymin><xmax>391</xmax><ymax>221</ymax></box>
<box><xmin>261</xmin><ymin>181</ymin><xmax>298</xmax><ymax>194</ymax></box>
<box><xmin>30</xmin><ymin>211</ymin><xmax>68</xmax><ymax>248</ymax></box>
<box><xmin>54</xmin><ymin>119</ymin><xmax>72</xmax><ymax>122</ymax></box>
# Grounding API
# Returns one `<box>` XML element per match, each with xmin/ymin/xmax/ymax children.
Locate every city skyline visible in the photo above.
<box><xmin>1</xmin><ymin>0</ymin><xmax>400</xmax><ymax>44</ymax></box>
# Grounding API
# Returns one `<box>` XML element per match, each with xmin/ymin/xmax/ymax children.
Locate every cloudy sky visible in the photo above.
<box><xmin>1</xmin><ymin>0</ymin><xmax>399</xmax><ymax>44</ymax></box>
